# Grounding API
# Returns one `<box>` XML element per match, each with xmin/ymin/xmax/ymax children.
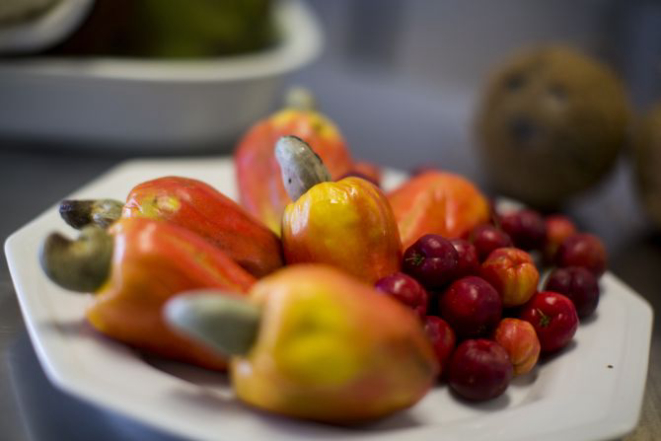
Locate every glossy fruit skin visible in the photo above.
<box><xmin>375</xmin><ymin>272</ymin><xmax>429</xmax><ymax>319</ymax></box>
<box><xmin>402</xmin><ymin>234</ymin><xmax>459</xmax><ymax>289</ymax></box>
<box><xmin>500</xmin><ymin>209</ymin><xmax>547</xmax><ymax>251</ymax></box>
<box><xmin>282</xmin><ymin>177</ymin><xmax>402</xmax><ymax>284</ymax></box>
<box><xmin>520</xmin><ymin>291</ymin><xmax>579</xmax><ymax>353</ymax></box>
<box><xmin>545</xmin><ymin>267</ymin><xmax>600</xmax><ymax>318</ymax></box>
<box><xmin>556</xmin><ymin>233</ymin><xmax>607</xmax><ymax>277</ymax></box>
<box><xmin>88</xmin><ymin>218</ymin><xmax>255</xmax><ymax>371</ymax></box>
<box><xmin>123</xmin><ymin>176</ymin><xmax>283</xmax><ymax>278</ymax></box>
<box><xmin>447</xmin><ymin>339</ymin><xmax>513</xmax><ymax>401</ymax></box>
<box><xmin>543</xmin><ymin>215</ymin><xmax>577</xmax><ymax>262</ymax></box>
<box><xmin>388</xmin><ymin>171</ymin><xmax>491</xmax><ymax>249</ymax></box>
<box><xmin>424</xmin><ymin>316</ymin><xmax>456</xmax><ymax>377</ymax></box>
<box><xmin>235</xmin><ymin>106</ymin><xmax>353</xmax><ymax>234</ymax></box>
<box><xmin>439</xmin><ymin>276</ymin><xmax>502</xmax><ymax>339</ymax></box>
<box><xmin>493</xmin><ymin>318</ymin><xmax>541</xmax><ymax>375</ymax></box>
<box><xmin>481</xmin><ymin>247</ymin><xmax>539</xmax><ymax>307</ymax></box>
<box><xmin>469</xmin><ymin>224</ymin><xmax>513</xmax><ymax>261</ymax></box>
<box><xmin>450</xmin><ymin>239</ymin><xmax>480</xmax><ymax>278</ymax></box>
<box><xmin>231</xmin><ymin>265</ymin><xmax>438</xmax><ymax>424</ymax></box>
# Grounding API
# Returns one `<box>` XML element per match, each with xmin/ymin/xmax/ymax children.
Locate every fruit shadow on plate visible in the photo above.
<box><xmin>448</xmin><ymin>388</ymin><xmax>512</xmax><ymax>412</ymax></box>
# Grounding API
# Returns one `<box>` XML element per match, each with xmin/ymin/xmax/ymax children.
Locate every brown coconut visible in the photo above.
<box><xmin>475</xmin><ymin>46</ymin><xmax>630</xmax><ymax>209</ymax></box>
<box><xmin>632</xmin><ymin>103</ymin><xmax>661</xmax><ymax>228</ymax></box>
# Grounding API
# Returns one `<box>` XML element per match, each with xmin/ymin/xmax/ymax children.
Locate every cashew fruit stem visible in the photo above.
<box><xmin>60</xmin><ymin>199</ymin><xmax>123</xmax><ymax>229</ymax></box>
<box><xmin>275</xmin><ymin>135</ymin><xmax>331</xmax><ymax>202</ymax></box>
<box><xmin>39</xmin><ymin>226</ymin><xmax>113</xmax><ymax>293</ymax></box>
<box><xmin>166</xmin><ymin>292</ymin><xmax>261</xmax><ymax>357</ymax></box>
<box><xmin>285</xmin><ymin>86</ymin><xmax>316</xmax><ymax>111</ymax></box>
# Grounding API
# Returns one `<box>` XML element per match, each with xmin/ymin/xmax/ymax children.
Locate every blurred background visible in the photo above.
<box><xmin>2</xmin><ymin>0</ymin><xmax>660</xmax><ymax>240</ymax></box>
<box><xmin>298</xmin><ymin>0</ymin><xmax>661</xmax><ymax>172</ymax></box>
<box><xmin>2</xmin><ymin>1</ymin><xmax>661</xmax><ymax>440</ymax></box>
<box><xmin>2</xmin><ymin>0</ymin><xmax>661</xmax><ymax>190</ymax></box>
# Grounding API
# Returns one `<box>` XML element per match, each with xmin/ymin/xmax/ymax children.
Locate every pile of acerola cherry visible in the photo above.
<box><xmin>375</xmin><ymin>208</ymin><xmax>606</xmax><ymax>402</ymax></box>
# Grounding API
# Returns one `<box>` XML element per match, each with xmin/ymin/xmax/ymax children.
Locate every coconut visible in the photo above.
<box><xmin>632</xmin><ymin>103</ymin><xmax>661</xmax><ymax>228</ymax></box>
<box><xmin>475</xmin><ymin>46</ymin><xmax>630</xmax><ymax>209</ymax></box>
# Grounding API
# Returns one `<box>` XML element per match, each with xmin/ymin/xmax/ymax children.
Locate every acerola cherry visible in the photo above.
<box><xmin>468</xmin><ymin>224</ymin><xmax>513</xmax><ymax>261</ymax></box>
<box><xmin>448</xmin><ymin>339</ymin><xmax>513</xmax><ymax>401</ymax></box>
<box><xmin>500</xmin><ymin>209</ymin><xmax>547</xmax><ymax>251</ymax></box>
<box><xmin>480</xmin><ymin>247</ymin><xmax>539</xmax><ymax>307</ymax></box>
<box><xmin>424</xmin><ymin>316</ymin><xmax>456</xmax><ymax>377</ymax></box>
<box><xmin>375</xmin><ymin>272</ymin><xmax>429</xmax><ymax>319</ymax></box>
<box><xmin>450</xmin><ymin>239</ymin><xmax>480</xmax><ymax>279</ymax></box>
<box><xmin>520</xmin><ymin>291</ymin><xmax>579</xmax><ymax>353</ymax></box>
<box><xmin>545</xmin><ymin>267</ymin><xmax>600</xmax><ymax>318</ymax></box>
<box><xmin>439</xmin><ymin>276</ymin><xmax>502</xmax><ymax>339</ymax></box>
<box><xmin>402</xmin><ymin>234</ymin><xmax>459</xmax><ymax>288</ymax></box>
<box><xmin>493</xmin><ymin>318</ymin><xmax>541</xmax><ymax>376</ymax></box>
<box><xmin>556</xmin><ymin>233</ymin><xmax>607</xmax><ymax>277</ymax></box>
<box><xmin>543</xmin><ymin>215</ymin><xmax>577</xmax><ymax>262</ymax></box>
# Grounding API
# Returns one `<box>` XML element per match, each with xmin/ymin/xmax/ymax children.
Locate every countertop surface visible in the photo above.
<box><xmin>1</xmin><ymin>73</ymin><xmax>660</xmax><ymax>440</ymax></box>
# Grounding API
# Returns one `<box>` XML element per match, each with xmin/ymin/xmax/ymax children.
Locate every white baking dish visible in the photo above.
<box><xmin>0</xmin><ymin>0</ymin><xmax>322</xmax><ymax>150</ymax></box>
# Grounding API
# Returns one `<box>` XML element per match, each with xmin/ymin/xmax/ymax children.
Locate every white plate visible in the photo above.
<box><xmin>0</xmin><ymin>0</ymin><xmax>321</xmax><ymax>148</ymax></box>
<box><xmin>5</xmin><ymin>157</ymin><xmax>654</xmax><ymax>441</ymax></box>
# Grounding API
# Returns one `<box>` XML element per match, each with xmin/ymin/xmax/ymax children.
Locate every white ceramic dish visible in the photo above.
<box><xmin>0</xmin><ymin>0</ymin><xmax>321</xmax><ymax>148</ymax></box>
<box><xmin>5</xmin><ymin>157</ymin><xmax>654</xmax><ymax>441</ymax></box>
<box><xmin>0</xmin><ymin>0</ymin><xmax>94</xmax><ymax>54</ymax></box>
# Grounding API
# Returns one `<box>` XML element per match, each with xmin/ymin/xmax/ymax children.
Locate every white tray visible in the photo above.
<box><xmin>5</xmin><ymin>157</ymin><xmax>654</xmax><ymax>441</ymax></box>
<box><xmin>0</xmin><ymin>0</ymin><xmax>321</xmax><ymax>149</ymax></box>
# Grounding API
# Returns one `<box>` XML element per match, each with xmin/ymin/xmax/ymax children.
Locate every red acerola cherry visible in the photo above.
<box><xmin>500</xmin><ymin>209</ymin><xmax>547</xmax><ymax>251</ymax></box>
<box><xmin>556</xmin><ymin>233</ymin><xmax>607</xmax><ymax>277</ymax></box>
<box><xmin>447</xmin><ymin>339</ymin><xmax>513</xmax><ymax>401</ymax></box>
<box><xmin>520</xmin><ymin>291</ymin><xmax>579</xmax><ymax>353</ymax></box>
<box><xmin>375</xmin><ymin>272</ymin><xmax>429</xmax><ymax>318</ymax></box>
<box><xmin>543</xmin><ymin>215</ymin><xmax>577</xmax><ymax>262</ymax></box>
<box><xmin>402</xmin><ymin>234</ymin><xmax>459</xmax><ymax>288</ymax></box>
<box><xmin>468</xmin><ymin>224</ymin><xmax>513</xmax><ymax>261</ymax></box>
<box><xmin>424</xmin><ymin>316</ymin><xmax>457</xmax><ymax>377</ymax></box>
<box><xmin>545</xmin><ymin>266</ymin><xmax>600</xmax><ymax>319</ymax></box>
<box><xmin>450</xmin><ymin>239</ymin><xmax>480</xmax><ymax>279</ymax></box>
<box><xmin>439</xmin><ymin>276</ymin><xmax>502</xmax><ymax>339</ymax></box>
